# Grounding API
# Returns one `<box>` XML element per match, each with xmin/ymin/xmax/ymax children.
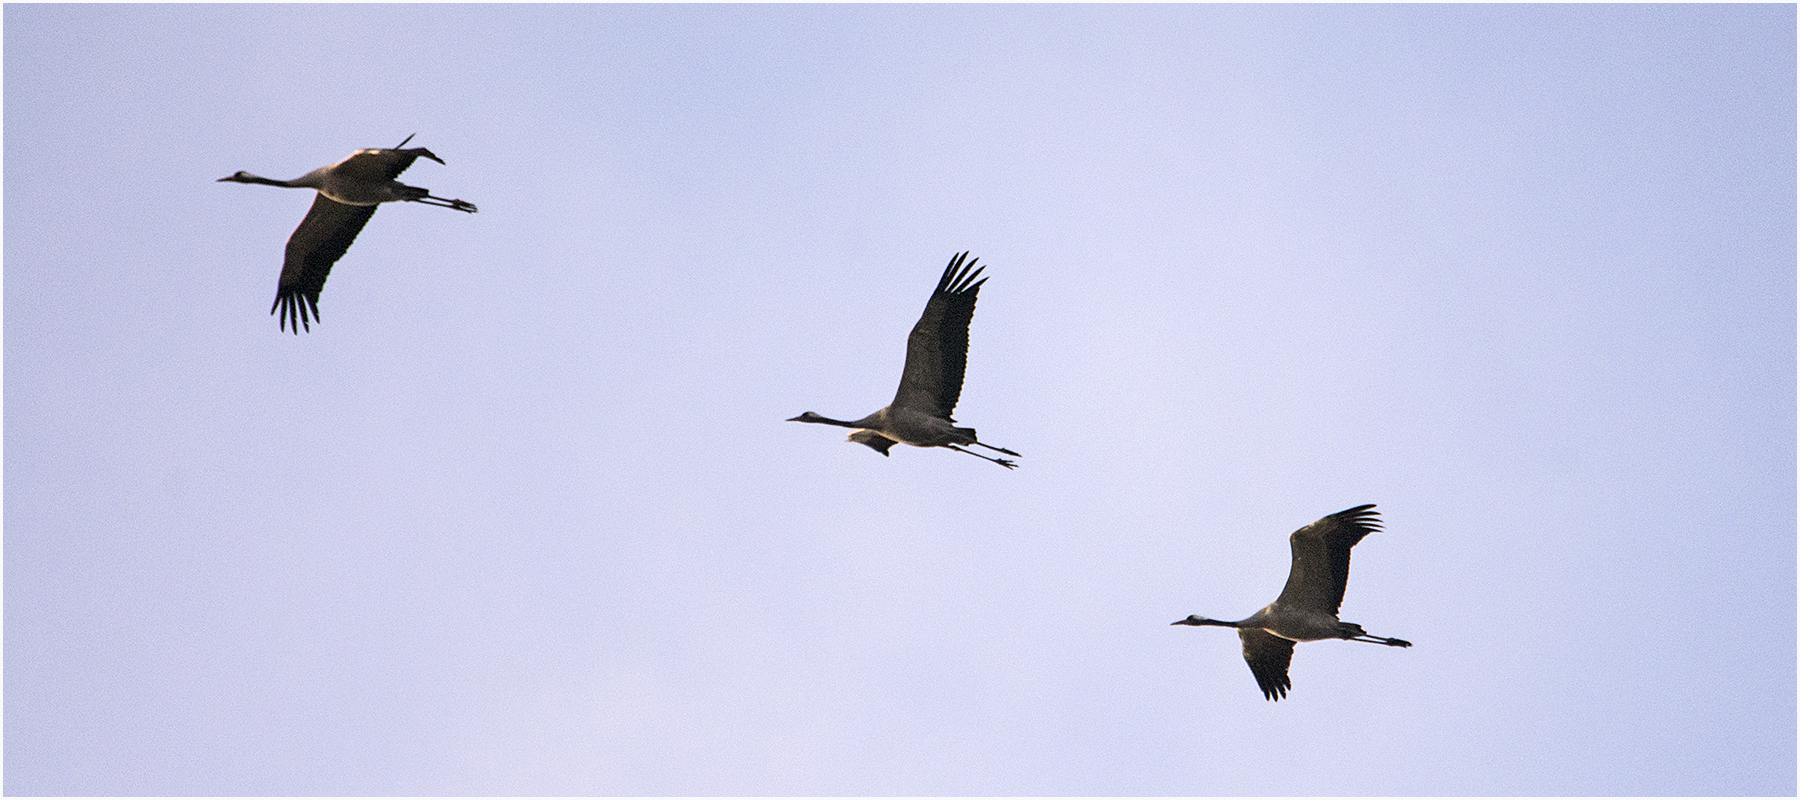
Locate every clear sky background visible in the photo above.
<box><xmin>5</xmin><ymin>4</ymin><xmax>1794</xmax><ymax>796</ymax></box>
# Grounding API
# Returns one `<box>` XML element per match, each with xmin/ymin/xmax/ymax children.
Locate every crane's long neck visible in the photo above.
<box><xmin>1171</xmin><ymin>615</ymin><xmax>1240</xmax><ymax>629</ymax></box>
<box><xmin>789</xmin><ymin>412</ymin><xmax>864</xmax><ymax>429</ymax></box>
<box><xmin>233</xmin><ymin>169</ymin><xmax>327</xmax><ymax>189</ymax></box>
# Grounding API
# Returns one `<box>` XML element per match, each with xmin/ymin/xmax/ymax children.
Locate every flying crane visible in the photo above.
<box><xmin>789</xmin><ymin>252</ymin><xmax>1019</xmax><ymax>469</ymax></box>
<box><xmin>219</xmin><ymin>135</ymin><xmax>477</xmax><ymax>332</ymax></box>
<box><xmin>1173</xmin><ymin>504</ymin><xmax>1411</xmax><ymax>700</ymax></box>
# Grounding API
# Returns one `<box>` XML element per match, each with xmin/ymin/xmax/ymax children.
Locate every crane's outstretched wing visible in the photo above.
<box><xmin>272</xmin><ymin>194</ymin><xmax>377</xmax><ymax>333</ymax></box>
<box><xmin>331</xmin><ymin>143</ymin><xmax>444</xmax><ymax>184</ymax></box>
<box><xmin>891</xmin><ymin>252</ymin><xmax>986</xmax><ymax>419</ymax></box>
<box><xmin>1239</xmin><ymin>628</ymin><xmax>1296</xmax><ymax>701</ymax></box>
<box><xmin>1272</xmin><ymin>504</ymin><xmax>1381</xmax><ymax>616</ymax></box>
<box><xmin>848</xmin><ymin>430</ymin><xmax>899</xmax><ymax>455</ymax></box>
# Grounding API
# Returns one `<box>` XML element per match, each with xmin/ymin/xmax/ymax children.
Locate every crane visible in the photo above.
<box><xmin>789</xmin><ymin>252</ymin><xmax>1020</xmax><ymax>469</ymax></box>
<box><xmin>218</xmin><ymin>135</ymin><xmax>477</xmax><ymax>333</ymax></box>
<box><xmin>1173</xmin><ymin>504</ymin><xmax>1411</xmax><ymax>701</ymax></box>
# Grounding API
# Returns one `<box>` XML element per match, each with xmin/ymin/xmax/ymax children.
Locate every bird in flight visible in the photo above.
<box><xmin>219</xmin><ymin>134</ymin><xmax>477</xmax><ymax>333</ymax></box>
<box><xmin>789</xmin><ymin>251</ymin><xmax>1020</xmax><ymax>469</ymax></box>
<box><xmin>1173</xmin><ymin>504</ymin><xmax>1411</xmax><ymax>700</ymax></box>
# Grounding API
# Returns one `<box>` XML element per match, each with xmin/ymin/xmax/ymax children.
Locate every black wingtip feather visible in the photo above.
<box><xmin>1332</xmin><ymin>504</ymin><xmax>1382</xmax><ymax>532</ymax></box>
<box><xmin>271</xmin><ymin>292</ymin><xmax>319</xmax><ymax>333</ymax></box>
<box><xmin>937</xmin><ymin>251</ymin><xmax>986</xmax><ymax>296</ymax></box>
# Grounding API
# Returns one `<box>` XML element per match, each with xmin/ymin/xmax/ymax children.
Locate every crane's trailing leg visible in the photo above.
<box><xmin>411</xmin><ymin>195</ymin><xmax>478</xmax><ymax>212</ymax></box>
<box><xmin>1337</xmin><ymin>620</ymin><xmax>1408</xmax><ymax>647</ymax></box>
<box><xmin>973</xmin><ymin>441</ymin><xmax>1020</xmax><ymax>457</ymax></box>
<box><xmin>1349</xmin><ymin>634</ymin><xmax>1412</xmax><ymax>647</ymax></box>
<box><xmin>946</xmin><ymin>445</ymin><xmax>1017</xmax><ymax>469</ymax></box>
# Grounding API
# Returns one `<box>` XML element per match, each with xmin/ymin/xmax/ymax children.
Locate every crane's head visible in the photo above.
<box><xmin>786</xmin><ymin>412</ymin><xmax>825</xmax><ymax>423</ymax></box>
<box><xmin>217</xmin><ymin>171</ymin><xmax>259</xmax><ymax>183</ymax></box>
<box><xmin>1171</xmin><ymin>615</ymin><xmax>1234</xmax><ymax>628</ymax></box>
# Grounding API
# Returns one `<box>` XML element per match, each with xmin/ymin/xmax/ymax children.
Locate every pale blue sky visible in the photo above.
<box><xmin>6</xmin><ymin>4</ymin><xmax>1794</xmax><ymax>795</ymax></box>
